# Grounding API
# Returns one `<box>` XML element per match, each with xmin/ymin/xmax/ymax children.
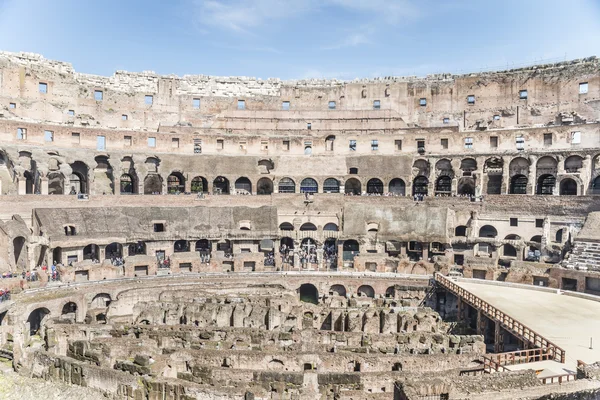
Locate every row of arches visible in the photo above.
<box><xmin>300</xmin><ymin>283</ymin><xmax>400</xmax><ymax>304</ymax></box>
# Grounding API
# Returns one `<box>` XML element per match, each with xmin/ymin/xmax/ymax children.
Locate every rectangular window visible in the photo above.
<box><xmin>172</xmin><ymin>138</ymin><xmax>179</xmax><ymax>148</ymax></box>
<box><xmin>16</xmin><ymin>128</ymin><xmax>26</xmax><ymax>140</ymax></box>
<box><xmin>283</xmin><ymin>140</ymin><xmax>290</xmax><ymax>151</ymax></box>
<box><xmin>282</xmin><ymin>101</ymin><xmax>290</xmax><ymax>110</ymax></box>
<box><xmin>145</xmin><ymin>95</ymin><xmax>153</xmax><ymax>105</ymax></box>
<box><xmin>124</xmin><ymin>135</ymin><xmax>132</xmax><ymax>146</ymax></box>
<box><xmin>193</xmin><ymin>98</ymin><xmax>201</xmax><ymax>109</ymax></box>
<box><xmin>536</xmin><ymin>219</ymin><xmax>544</xmax><ymax>228</ymax></box>
<box><xmin>237</xmin><ymin>100</ymin><xmax>245</xmax><ymax>110</ymax></box>
<box><xmin>419</xmin><ymin>98</ymin><xmax>427</xmax><ymax>106</ymax></box>
<box><xmin>443</xmin><ymin>117</ymin><xmax>449</xmax><ymax>124</ymax></box>
<box><xmin>307</xmin><ymin>122</ymin><xmax>311</xmax><ymax>130</ymax></box>
<box><xmin>572</xmin><ymin>131</ymin><xmax>581</xmax><ymax>144</ymax></box>
<box><xmin>441</xmin><ymin>138</ymin><xmax>448</xmax><ymax>149</ymax></box>
<box><xmin>373</xmin><ymin>100</ymin><xmax>381</xmax><ymax>110</ymax></box>
<box><xmin>493</xmin><ymin>115</ymin><xmax>500</xmax><ymax>121</ymax></box>
<box><xmin>544</xmin><ymin>133</ymin><xmax>552</xmax><ymax>146</ymax></box>
<box><xmin>395</xmin><ymin>139</ymin><xmax>402</xmax><ymax>150</ymax></box>
<box><xmin>9</xmin><ymin>103</ymin><xmax>15</xmax><ymax>109</ymax></box>
<box><xmin>349</xmin><ymin>140</ymin><xmax>357</xmax><ymax>151</ymax></box>
<box><xmin>153</xmin><ymin>223</ymin><xmax>165</xmax><ymax>232</ymax></box>
<box><xmin>68</xmin><ymin>109</ymin><xmax>75</xmax><ymax>116</ymax></box>
<box><xmin>44</xmin><ymin>130</ymin><xmax>54</xmax><ymax>142</ymax></box>
<box><xmin>417</xmin><ymin>140</ymin><xmax>425</xmax><ymax>153</ymax></box>
<box><xmin>239</xmin><ymin>141</ymin><xmax>247</xmax><ymax>150</ymax></box>
<box><xmin>194</xmin><ymin>139</ymin><xmax>202</xmax><ymax>154</ymax></box>
<box><xmin>464</xmin><ymin>137</ymin><xmax>473</xmax><ymax>149</ymax></box>
<box><xmin>217</xmin><ymin>139</ymin><xmax>224</xmax><ymax>150</ymax></box>
<box><xmin>94</xmin><ymin>90</ymin><xmax>103</xmax><ymax>101</ymax></box>
<box><xmin>519</xmin><ymin>89</ymin><xmax>528</xmax><ymax>99</ymax></box>
<box><xmin>467</xmin><ymin>95</ymin><xmax>475</xmax><ymax>104</ymax></box>
<box><xmin>371</xmin><ymin>140</ymin><xmax>378</xmax><ymax>151</ymax></box>
<box><xmin>261</xmin><ymin>140</ymin><xmax>268</xmax><ymax>151</ymax></box>
<box><xmin>510</xmin><ymin>218</ymin><xmax>518</xmax><ymax>227</ymax></box>
<box><xmin>39</xmin><ymin>82</ymin><xmax>48</xmax><ymax>94</ymax></box>
<box><xmin>490</xmin><ymin>136</ymin><xmax>498</xmax><ymax>148</ymax></box>
<box><xmin>516</xmin><ymin>136</ymin><xmax>525</xmax><ymax>150</ymax></box>
<box><xmin>328</xmin><ymin>101</ymin><xmax>336</xmax><ymax>110</ymax></box>
<box><xmin>580</xmin><ymin>82</ymin><xmax>589</xmax><ymax>94</ymax></box>
<box><xmin>97</xmin><ymin>135</ymin><xmax>106</xmax><ymax>151</ymax></box>
<box><xmin>71</xmin><ymin>132</ymin><xmax>80</xmax><ymax>144</ymax></box>
<box><xmin>122</xmin><ymin>114</ymin><xmax>128</xmax><ymax>121</ymax></box>
<box><xmin>148</xmin><ymin>137</ymin><xmax>156</xmax><ymax>148</ymax></box>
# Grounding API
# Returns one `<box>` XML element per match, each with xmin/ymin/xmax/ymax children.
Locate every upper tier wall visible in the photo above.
<box><xmin>0</xmin><ymin>52</ymin><xmax>599</xmax><ymax>132</ymax></box>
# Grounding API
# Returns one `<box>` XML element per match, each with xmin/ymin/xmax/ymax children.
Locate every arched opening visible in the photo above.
<box><xmin>505</xmin><ymin>234</ymin><xmax>521</xmax><ymax>240</ymax></box>
<box><xmin>48</xmin><ymin>172</ymin><xmax>64</xmax><ymax>195</ymax></box>
<box><xmin>52</xmin><ymin>247</ymin><xmax>62</xmax><ymax>264</ymax></box>
<box><xmin>278</xmin><ymin>177</ymin><xmax>295</xmax><ymax>193</ymax></box>
<box><xmin>413</xmin><ymin>176</ymin><xmax>428</xmax><ymax>196</ymax></box>
<box><xmin>195</xmin><ymin>239</ymin><xmax>210</xmax><ymax>252</ymax></box>
<box><xmin>556</xmin><ymin>229</ymin><xmax>564</xmax><ymax>243</ymax></box>
<box><xmin>510</xmin><ymin>175</ymin><xmax>528</xmax><ymax>194</ymax></box>
<box><xmin>503</xmin><ymin>244</ymin><xmax>517</xmax><ymax>257</ymax></box>
<box><xmin>389</xmin><ymin>178</ymin><xmax>406</xmax><ymax>195</ymax></box>
<box><xmin>407</xmin><ymin>241</ymin><xmax>423</xmax><ymax>261</ymax></box>
<box><xmin>304</xmin><ymin>145</ymin><xmax>312</xmax><ymax>155</ymax></box>
<box><xmin>344</xmin><ymin>178</ymin><xmax>361</xmax><ymax>195</ymax></box>
<box><xmin>342</xmin><ymin>240</ymin><xmax>359</xmax><ymax>262</ymax></box>
<box><xmin>385</xmin><ymin>286</ymin><xmax>396</xmax><ymax>298</ymax></box>
<box><xmin>537</xmin><ymin>156</ymin><xmax>558</xmax><ymax>175</ymax></box>
<box><xmin>366</xmin><ymin>178</ymin><xmax>384</xmax><ymax>194</ymax></box>
<box><xmin>257</xmin><ymin>177</ymin><xmax>273</xmax><ymax>195</ymax></box>
<box><xmin>299</xmin><ymin>284</ymin><xmax>318</xmax><ymax>304</ymax></box>
<box><xmin>234</xmin><ymin>177</ymin><xmax>252</xmax><ymax>194</ymax></box>
<box><xmin>460</xmin><ymin>158</ymin><xmax>477</xmax><ymax>176</ymax></box>
<box><xmin>560</xmin><ymin>178</ymin><xmax>578</xmax><ymax>196</ymax></box>
<box><xmin>83</xmin><ymin>244</ymin><xmax>99</xmax><ymax>260</ymax></box>
<box><xmin>455</xmin><ymin>226</ymin><xmax>467</xmax><ymax>237</ymax></box>
<box><xmin>325</xmin><ymin>135</ymin><xmax>335</xmax><ymax>151</ymax></box>
<box><xmin>69</xmin><ymin>161</ymin><xmax>88</xmax><ymax>194</ymax></box>
<box><xmin>300</xmin><ymin>178</ymin><xmax>318</xmax><ymax>194</ymax></box>
<box><xmin>564</xmin><ymin>155</ymin><xmax>583</xmax><ymax>173</ymax></box>
<box><xmin>213</xmin><ymin>176</ymin><xmax>230</xmax><ymax>194</ymax></box>
<box><xmin>105</xmin><ymin>242</ymin><xmax>122</xmax><ymax>259</ymax></box>
<box><xmin>323</xmin><ymin>178</ymin><xmax>340</xmax><ymax>193</ymax></box>
<box><xmin>91</xmin><ymin>293</ymin><xmax>112</xmax><ymax>308</ymax></box>
<box><xmin>128</xmin><ymin>242</ymin><xmax>146</xmax><ymax>256</ymax></box>
<box><xmin>529</xmin><ymin>235</ymin><xmax>542</xmax><ymax>253</ymax></box>
<box><xmin>279</xmin><ymin>222</ymin><xmax>294</xmax><ymax>231</ymax></box>
<box><xmin>144</xmin><ymin>174</ymin><xmax>162</xmax><ymax>195</ymax></box>
<box><xmin>120</xmin><ymin>174</ymin><xmax>136</xmax><ymax>194</ymax></box>
<box><xmin>592</xmin><ymin>176</ymin><xmax>600</xmax><ymax>195</ymax></box>
<box><xmin>191</xmin><ymin>176</ymin><xmax>208</xmax><ymax>193</ymax></box>
<box><xmin>323</xmin><ymin>223</ymin><xmax>338</xmax><ymax>231</ymax></box>
<box><xmin>93</xmin><ymin>156</ymin><xmax>114</xmax><ymax>194</ymax></box>
<box><xmin>167</xmin><ymin>172</ymin><xmax>185</xmax><ymax>194</ymax></box>
<box><xmin>174</xmin><ymin>240</ymin><xmax>190</xmax><ymax>253</ymax></box>
<box><xmin>457</xmin><ymin>177</ymin><xmax>475</xmax><ymax>196</ymax></box>
<box><xmin>392</xmin><ymin>362</ymin><xmax>403</xmax><ymax>372</ymax></box>
<box><xmin>435</xmin><ymin>176</ymin><xmax>452</xmax><ymax>195</ymax></box>
<box><xmin>485</xmin><ymin>157</ymin><xmax>503</xmax><ymax>195</ymax></box>
<box><xmin>479</xmin><ymin>225</ymin><xmax>498</xmax><ymax>238</ymax></box>
<box><xmin>27</xmin><ymin>307</ymin><xmax>50</xmax><ymax>335</ymax></box>
<box><xmin>13</xmin><ymin>236</ymin><xmax>26</xmax><ymax>267</ymax></box>
<box><xmin>330</xmin><ymin>284</ymin><xmax>346</xmax><ymax>297</ymax></box>
<box><xmin>268</xmin><ymin>359</ymin><xmax>285</xmax><ymax>370</ymax></box>
<box><xmin>24</xmin><ymin>170</ymin><xmax>34</xmax><ymax>194</ymax></box>
<box><xmin>435</xmin><ymin>159</ymin><xmax>453</xmax><ymax>175</ymax></box>
<box><xmin>413</xmin><ymin>159</ymin><xmax>430</xmax><ymax>177</ymax></box>
<box><xmin>537</xmin><ymin>174</ymin><xmax>556</xmax><ymax>195</ymax></box>
<box><xmin>300</xmin><ymin>223</ymin><xmax>317</xmax><ymax>231</ymax></box>
<box><xmin>357</xmin><ymin>285</ymin><xmax>375</xmax><ymax>298</ymax></box>
<box><xmin>61</xmin><ymin>302</ymin><xmax>77</xmax><ymax>317</ymax></box>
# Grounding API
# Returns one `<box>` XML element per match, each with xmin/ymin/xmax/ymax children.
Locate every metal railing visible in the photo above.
<box><xmin>435</xmin><ymin>273</ymin><xmax>566</xmax><ymax>364</ymax></box>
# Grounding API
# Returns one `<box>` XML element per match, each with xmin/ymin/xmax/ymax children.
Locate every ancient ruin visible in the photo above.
<box><xmin>0</xmin><ymin>51</ymin><xmax>599</xmax><ymax>399</ymax></box>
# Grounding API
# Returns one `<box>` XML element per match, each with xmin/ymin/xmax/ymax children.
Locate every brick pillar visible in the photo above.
<box><xmin>494</xmin><ymin>321</ymin><xmax>504</xmax><ymax>353</ymax></box>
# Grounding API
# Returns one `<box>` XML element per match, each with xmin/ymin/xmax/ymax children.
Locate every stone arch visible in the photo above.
<box><xmin>191</xmin><ymin>176</ymin><xmax>208</xmax><ymax>193</ymax></box>
<box><xmin>13</xmin><ymin>236</ymin><xmax>26</xmax><ymax>268</ymax></box>
<box><xmin>268</xmin><ymin>359</ymin><xmax>284</xmax><ymax>370</ymax></box>
<box><xmin>564</xmin><ymin>155</ymin><xmax>583</xmax><ymax>173</ymax></box>
<box><xmin>455</xmin><ymin>226</ymin><xmax>467</xmax><ymax>236</ymax></box>
<box><xmin>330</xmin><ymin>284</ymin><xmax>346</xmax><ymax>297</ymax></box>
<box><xmin>435</xmin><ymin>159</ymin><xmax>453</xmax><ymax>177</ymax></box>
<box><xmin>537</xmin><ymin>156</ymin><xmax>558</xmax><ymax>173</ymax></box>
<box><xmin>144</xmin><ymin>174</ymin><xmax>163</xmax><ymax>195</ymax></box>
<box><xmin>559</xmin><ymin>178</ymin><xmax>578</xmax><ymax>196</ymax></box>
<box><xmin>120</xmin><ymin>173</ymin><xmax>136</xmax><ymax>194</ymax></box>
<box><xmin>69</xmin><ymin>161</ymin><xmax>89</xmax><ymax>194</ymax></box>
<box><xmin>234</xmin><ymin>177</ymin><xmax>252</xmax><ymax>194</ymax></box>
<box><xmin>167</xmin><ymin>172</ymin><xmax>185</xmax><ymax>194</ymax></box>
<box><xmin>91</xmin><ymin>293</ymin><xmax>112</xmax><ymax>308</ymax></box>
<box><xmin>505</xmin><ymin>234</ymin><xmax>521</xmax><ymax>240</ymax></box>
<box><xmin>257</xmin><ymin>177</ymin><xmax>273</xmax><ymax>195</ymax></box>
<box><xmin>389</xmin><ymin>178</ymin><xmax>405</xmax><ymax>195</ymax></box>
<box><xmin>366</xmin><ymin>178</ymin><xmax>384</xmax><ymax>194</ymax></box>
<box><xmin>413</xmin><ymin>159</ymin><xmax>430</xmax><ymax>176</ymax></box>
<box><xmin>300</xmin><ymin>178</ymin><xmax>318</xmax><ymax>194</ymax></box>
<box><xmin>279</xmin><ymin>222</ymin><xmax>294</xmax><ymax>231</ymax></box>
<box><xmin>300</xmin><ymin>222</ymin><xmax>317</xmax><ymax>231</ymax></box>
<box><xmin>510</xmin><ymin>175</ymin><xmax>528</xmax><ymax>194</ymax></box>
<box><xmin>457</xmin><ymin>177</ymin><xmax>475</xmax><ymax>196</ymax></box>
<box><xmin>460</xmin><ymin>158</ymin><xmax>477</xmax><ymax>176</ymax></box>
<box><xmin>413</xmin><ymin>176</ymin><xmax>428</xmax><ymax>196</ymax></box>
<box><xmin>537</xmin><ymin>174</ymin><xmax>556</xmax><ymax>195</ymax></box>
<box><xmin>145</xmin><ymin>157</ymin><xmax>160</xmax><ymax>172</ymax></box>
<box><xmin>213</xmin><ymin>176</ymin><xmax>230</xmax><ymax>194</ymax></box>
<box><xmin>105</xmin><ymin>242</ymin><xmax>122</xmax><ymax>259</ymax></box>
<box><xmin>61</xmin><ymin>301</ymin><xmax>78</xmax><ymax>318</ymax></box>
<box><xmin>479</xmin><ymin>225</ymin><xmax>498</xmax><ymax>238</ymax></box>
<box><xmin>83</xmin><ymin>244</ymin><xmax>99</xmax><ymax>260</ymax></box>
<box><xmin>299</xmin><ymin>284</ymin><xmax>318</xmax><ymax>304</ymax></box>
<box><xmin>278</xmin><ymin>177</ymin><xmax>296</xmax><ymax>193</ymax></box>
<box><xmin>174</xmin><ymin>240</ymin><xmax>190</xmax><ymax>253</ymax></box>
<box><xmin>324</xmin><ymin>223</ymin><xmax>338</xmax><ymax>231</ymax></box>
<box><xmin>323</xmin><ymin>178</ymin><xmax>340</xmax><ymax>193</ymax></box>
<box><xmin>509</xmin><ymin>157</ymin><xmax>530</xmax><ymax>176</ymax></box>
<box><xmin>27</xmin><ymin>307</ymin><xmax>50</xmax><ymax>335</ymax></box>
<box><xmin>503</xmin><ymin>244</ymin><xmax>517</xmax><ymax>257</ymax></box>
<box><xmin>385</xmin><ymin>286</ymin><xmax>396</xmax><ymax>298</ymax></box>
<box><xmin>344</xmin><ymin>178</ymin><xmax>362</xmax><ymax>195</ymax></box>
<box><xmin>357</xmin><ymin>285</ymin><xmax>375</xmax><ymax>298</ymax></box>
<box><xmin>435</xmin><ymin>176</ymin><xmax>452</xmax><ymax>195</ymax></box>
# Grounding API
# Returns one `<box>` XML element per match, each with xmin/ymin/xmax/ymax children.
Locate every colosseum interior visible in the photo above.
<box><xmin>0</xmin><ymin>51</ymin><xmax>600</xmax><ymax>399</ymax></box>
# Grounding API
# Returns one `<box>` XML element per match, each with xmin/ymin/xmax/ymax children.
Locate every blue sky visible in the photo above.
<box><xmin>0</xmin><ymin>0</ymin><xmax>598</xmax><ymax>80</ymax></box>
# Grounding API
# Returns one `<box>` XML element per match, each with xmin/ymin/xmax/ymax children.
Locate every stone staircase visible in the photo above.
<box><xmin>565</xmin><ymin>240</ymin><xmax>600</xmax><ymax>271</ymax></box>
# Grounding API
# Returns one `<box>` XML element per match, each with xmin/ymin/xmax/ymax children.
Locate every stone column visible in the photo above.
<box><xmin>502</xmin><ymin>156</ymin><xmax>511</xmax><ymax>194</ymax></box>
<box><xmin>528</xmin><ymin>155</ymin><xmax>537</xmax><ymax>195</ymax></box>
<box><xmin>17</xmin><ymin>177</ymin><xmax>26</xmax><ymax>195</ymax></box>
<box><xmin>40</xmin><ymin>178</ymin><xmax>49</xmax><ymax>195</ymax></box>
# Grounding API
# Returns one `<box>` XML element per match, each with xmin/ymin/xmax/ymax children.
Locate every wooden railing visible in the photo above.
<box><xmin>482</xmin><ymin>355</ymin><xmax>509</xmax><ymax>373</ymax></box>
<box><xmin>486</xmin><ymin>348</ymin><xmax>555</xmax><ymax>366</ymax></box>
<box><xmin>435</xmin><ymin>273</ymin><xmax>566</xmax><ymax>364</ymax></box>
